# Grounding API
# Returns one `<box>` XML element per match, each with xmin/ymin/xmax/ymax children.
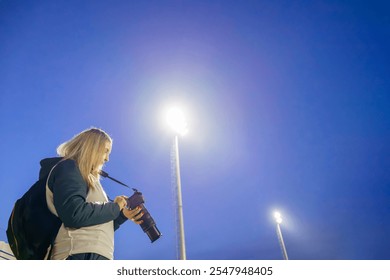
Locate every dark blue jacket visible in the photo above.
<box><xmin>40</xmin><ymin>157</ymin><xmax>127</xmax><ymax>230</ymax></box>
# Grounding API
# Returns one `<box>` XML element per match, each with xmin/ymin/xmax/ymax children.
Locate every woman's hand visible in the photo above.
<box><xmin>122</xmin><ymin>206</ymin><xmax>144</xmax><ymax>225</ymax></box>
<box><xmin>114</xmin><ymin>196</ymin><xmax>127</xmax><ymax>210</ymax></box>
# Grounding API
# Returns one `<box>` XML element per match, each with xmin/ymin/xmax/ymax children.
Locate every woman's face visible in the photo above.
<box><xmin>100</xmin><ymin>141</ymin><xmax>112</xmax><ymax>167</ymax></box>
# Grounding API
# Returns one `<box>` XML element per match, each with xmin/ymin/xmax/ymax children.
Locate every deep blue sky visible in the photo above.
<box><xmin>0</xmin><ymin>0</ymin><xmax>389</xmax><ymax>260</ymax></box>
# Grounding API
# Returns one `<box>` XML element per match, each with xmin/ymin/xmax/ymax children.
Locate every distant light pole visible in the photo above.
<box><xmin>274</xmin><ymin>212</ymin><xmax>289</xmax><ymax>260</ymax></box>
<box><xmin>166</xmin><ymin>106</ymin><xmax>188</xmax><ymax>260</ymax></box>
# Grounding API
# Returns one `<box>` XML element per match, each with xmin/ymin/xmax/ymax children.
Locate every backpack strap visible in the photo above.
<box><xmin>44</xmin><ymin>162</ymin><xmax>63</xmax><ymax>260</ymax></box>
<box><xmin>45</xmin><ymin>163</ymin><xmax>61</xmax><ymax>217</ymax></box>
<box><xmin>46</xmin><ymin>163</ymin><xmax>58</xmax><ymax>217</ymax></box>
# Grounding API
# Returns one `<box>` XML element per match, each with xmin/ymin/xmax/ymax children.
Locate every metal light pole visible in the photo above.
<box><xmin>274</xmin><ymin>212</ymin><xmax>289</xmax><ymax>260</ymax></box>
<box><xmin>172</xmin><ymin>134</ymin><xmax>186</xmax><ymax>260</ymax></box>
<box><xmin>167</xmin><ymin>106</ymin><xmax>188</xmax><ymax>260</ymax></box>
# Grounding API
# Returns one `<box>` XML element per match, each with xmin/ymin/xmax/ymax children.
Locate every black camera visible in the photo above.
<box><xmin>127</xmin><ymin>188</ymin><xmax>161</xmax><ymax>243</ymax></box>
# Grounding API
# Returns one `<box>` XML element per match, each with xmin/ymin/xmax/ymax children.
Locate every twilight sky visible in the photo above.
<box><xmin>0</xmin><ymin>0</ymin><xmax>389</xmax><ymax>260</ymax></box>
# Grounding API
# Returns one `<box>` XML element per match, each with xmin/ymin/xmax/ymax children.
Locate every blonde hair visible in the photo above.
<box><xmin>57</xmin><ymin>127</ymin><xmax>112</xmax><ymax>189</ymax></box>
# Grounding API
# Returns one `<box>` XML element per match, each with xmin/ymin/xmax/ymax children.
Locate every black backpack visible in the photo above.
<box><xmin>6</xmin><ymin>173</ymin><xmax>62</xmax><ymax>260</ymax></box>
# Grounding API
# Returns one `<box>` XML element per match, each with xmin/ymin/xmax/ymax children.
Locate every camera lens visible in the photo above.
<box><xmin>127</xmin><ymin>190</ymin><xmax>162</xmax><ymax>242</ymax></box>
<box><xmin>146</xmin><ymin>225</ymin><xmax>161</xmax><ymax>243</ymax></box>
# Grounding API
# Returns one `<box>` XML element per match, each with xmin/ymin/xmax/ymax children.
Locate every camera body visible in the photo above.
<box><xmin>127</xmin><ymin>188</ymin><xmax>161</xmax><ymax>243</ymax></box>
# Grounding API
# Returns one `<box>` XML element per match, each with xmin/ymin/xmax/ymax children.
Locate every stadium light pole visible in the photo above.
<box><xmin>166</xmin><ymin>106</ymin><xmax>188</xmax><ymax>260</ymax></box>
<box><xmin>274</xmin><ymin>212</ymin><xmax>289</xmax><ymax>260</ymax></box>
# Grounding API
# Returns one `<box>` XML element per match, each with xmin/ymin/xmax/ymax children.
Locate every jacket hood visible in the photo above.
<box><xmin>39</xmin><ymin>157</ymin><xmax>63</xmax><ymax>180</ymax></box>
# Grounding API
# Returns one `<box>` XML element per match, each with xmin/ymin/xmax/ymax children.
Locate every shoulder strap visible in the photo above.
<box><xmin>45</xmin><ymin>162</ymin><xmax>63</xmax><ymax>217</ymax></box>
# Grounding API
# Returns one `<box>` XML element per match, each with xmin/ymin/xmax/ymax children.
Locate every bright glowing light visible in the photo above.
<box><xmin>274</xmin><ymin>211</ymin><xmax>283</xmax><ymax>224</ymax></box>
<box><xmin>166</xmin><ymin>106</ymin><xmax>188</xmax><ymax>136</ymax></box>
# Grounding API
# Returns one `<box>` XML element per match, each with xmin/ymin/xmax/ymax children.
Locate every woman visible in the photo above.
<box><xmin>42</xmin><ymin>127</ymin><xmax>142</xmax><ymax>260</ymax></box>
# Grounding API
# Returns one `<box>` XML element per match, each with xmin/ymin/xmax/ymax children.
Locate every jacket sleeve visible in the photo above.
<box><xmin>114</xmin><ymin>212</ymin><xmax>128</xmax><ymax>231</ymax></box>
<box><xmin>50</xmin><ymin>160</ymin><xmax>121</xmax><ymax>228</ymax></box>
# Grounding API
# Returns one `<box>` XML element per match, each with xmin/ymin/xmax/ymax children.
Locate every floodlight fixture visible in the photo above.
<box><xmin>274</xmin><ymin>211</ymin><xmax>283</xmax><ymax>224</ymax></box>
<box><xmin>166</xmin><ymin>106</ymin><xmax>188</xmax><ymax>136</ymax></box>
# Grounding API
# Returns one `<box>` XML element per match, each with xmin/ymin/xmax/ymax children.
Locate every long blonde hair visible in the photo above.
<box><xmin>57</xmin><ymin>127</ymin><xmax>112</xmax><ymax>189</ymax></box>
